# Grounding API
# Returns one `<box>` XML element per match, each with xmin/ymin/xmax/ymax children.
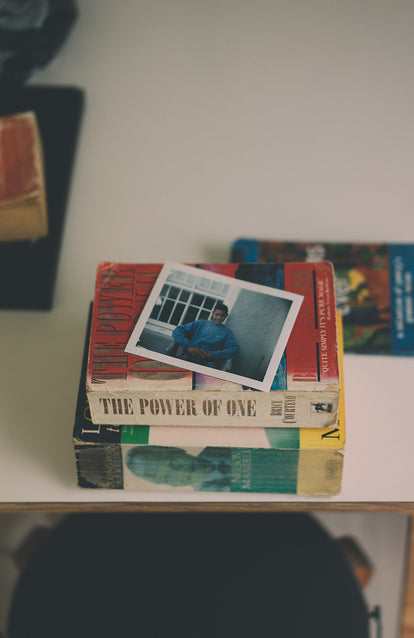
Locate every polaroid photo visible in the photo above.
<box><xmin>124</xmin><ymin>262</ymin><xmax>304</xmax><ymax>392</ymax></box>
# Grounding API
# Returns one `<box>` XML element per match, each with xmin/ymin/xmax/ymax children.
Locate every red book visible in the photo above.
<box><xmin>86</xmin><ymin>261</ymin><xmax>341</xmax><ymax>428</ymax></box>
<box><xmin>0</xmin><ymin>111</ymin><xmax>48</xmax><ymax>242</ymax></box>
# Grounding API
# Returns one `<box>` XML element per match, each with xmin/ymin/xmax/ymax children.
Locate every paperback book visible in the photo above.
<box><xmin>0</xmin><ymin>111</ymin><xmax>48</xmax><ymax>242</ymax></box>
<box><xmin>86</xmin><ymin>261</ymin><xmax>341</xmax><ymax>428</ymax></box>
<box><xmin>74</xmin><ymin>315</ymin><xmax>344</xmax><ymax>495</ymax></box>
<box><xmin>231</xmin><ymin>238</ymin><xmax>414</xmax><ymax>355</ymax></box>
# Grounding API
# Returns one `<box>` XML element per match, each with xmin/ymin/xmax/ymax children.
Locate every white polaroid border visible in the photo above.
<box><xmin>124</xmin><ymin>261</ymin><xmax>304</xmax><ymax>392</ymax></box>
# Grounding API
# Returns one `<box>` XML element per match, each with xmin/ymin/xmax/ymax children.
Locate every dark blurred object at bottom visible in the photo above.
<box><xmin>7</xmin><ymin>512</ymin><xmax>370</xmax><ymax>638</ymax></box>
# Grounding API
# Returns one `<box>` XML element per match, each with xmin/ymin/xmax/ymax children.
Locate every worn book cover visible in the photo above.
<box><xmin>231</xmin><ymin>238</ymin><xmax>414</xmax><ymax>355</ymax></box>
<box><xmin>75</xmin><ymin>313</ymin><xmax>344</xmax><ymax>495</ymax></box>
<box><xmin>0</xmin><ymin>85</ymin><xmax>84</xmax><ymax>309</ymax></box>
<box><xmin>0</xmin><ymin>111</ymin><xmax>48</xmax><ymax>242</ymax></box>
<box><xmin>86</xmin><ymin>261</ymin><xmax>341</xmax><ymax>428</ymax></box>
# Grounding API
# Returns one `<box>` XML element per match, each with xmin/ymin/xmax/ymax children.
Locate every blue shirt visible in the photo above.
<box><xmin>173</xmin><ymin>319</ymin><xmax>239</xmax><ymax>360</ymax></box>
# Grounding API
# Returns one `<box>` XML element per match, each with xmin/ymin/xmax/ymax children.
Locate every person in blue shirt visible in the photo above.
<box><xmin>171</xmin><ymin>303</ymin><xmax>239</xmax><ymax>369</ymax></box>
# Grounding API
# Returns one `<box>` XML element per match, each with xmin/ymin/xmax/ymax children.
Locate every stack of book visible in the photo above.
<box><xmin>73</xmin><ymin>260</ymin><xmax>345</xmax><ymax>495</ymax></box>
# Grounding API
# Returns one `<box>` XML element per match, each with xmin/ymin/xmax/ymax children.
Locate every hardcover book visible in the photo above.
<box><xmin>86</xmin><ymin>261</ymin><xmax>341</xmax><ymax>428</ymax></box>
<box><xmin>74</xmin><ymin>320</ymin><xmax>344</xmax><ymax>495</ymax></box>
<box><xmin>0</xmin><ymin>111</ymin><xmax>48</xmax><ymax>242</ymax></box>
<box><xmin>0</xmin><ymin>85</ymin><xmax>84</xmax><ymax>309</ymax></box>
<box><xmin>231</xmin><ymin>238</ymin><xmax>414</xmax><ymax>355</ymax></box>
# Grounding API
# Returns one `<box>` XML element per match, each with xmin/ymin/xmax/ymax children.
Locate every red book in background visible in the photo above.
<box><xmin>0</xmin><ymin>111</ymin><xmax>48</xmax><ymax>242</ymax></box>
<box><xmin>0</xmin><ymin>86</ymin><xmax>84</xmax><ymax>310</ymax></box>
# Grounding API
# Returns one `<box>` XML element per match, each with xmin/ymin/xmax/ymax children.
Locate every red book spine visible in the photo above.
<box><xmin>88</xmin><ymin>263</ymin><xmax>189</xmax><ymax>385</ymax></box>
<box><xmin>284</xmin><ymin>262</ymin><xmax>339</xmax><ymax>385</ymax></box>
<box><xmin>0</xmin><ymin>113</ymin><xmax>40</xmax><ymax>202</ymax></box>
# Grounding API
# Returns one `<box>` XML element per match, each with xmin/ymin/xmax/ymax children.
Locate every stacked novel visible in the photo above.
<box><xmin>74</xmin><ymin>260</ymin><xmax>345</xmax><ymax>495</ymax></box>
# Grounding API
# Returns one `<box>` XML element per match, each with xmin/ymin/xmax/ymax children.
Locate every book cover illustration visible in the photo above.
<box><xmin>231</xmin><ymin>239</ymin><xmax>414</xmax><ymax>355</ymax></box>
<box><xmin>86</xmin><ymin>261</ymin><xmax>340</xmax><ymax>427</ymax></box>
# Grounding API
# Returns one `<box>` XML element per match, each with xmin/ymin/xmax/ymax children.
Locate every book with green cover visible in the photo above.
<box><xmin>74</xmin><ymin>419</ymin><xmax>343</xmax><ymax>495</ymax></box>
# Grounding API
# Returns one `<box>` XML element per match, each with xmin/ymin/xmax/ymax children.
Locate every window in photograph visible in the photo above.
<box><xmin>148</xmin><ymin>281</ymin><xmax>230</xmax><ymax>335</ymax></box>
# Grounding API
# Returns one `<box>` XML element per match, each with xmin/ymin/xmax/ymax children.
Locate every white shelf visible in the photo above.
<box><xmin>1</xmin><ymin>0</ymin><xmax>414</xmax><ymax>506</ymax></box>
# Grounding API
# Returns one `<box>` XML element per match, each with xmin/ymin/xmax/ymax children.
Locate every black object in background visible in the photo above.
<box><xmin>7</xmin><ymin>513</ymin><xmax>370</xmax><ymax>638</ymax></box>
<box><xmin>0</xmin><ymin>85</ymin><xmax>84</xmax><ymax>309</ymax></box>
<box><xmin>0</xmin><ymin>0</ymin><xmax>78</xmax><ymax>87</ymax></box>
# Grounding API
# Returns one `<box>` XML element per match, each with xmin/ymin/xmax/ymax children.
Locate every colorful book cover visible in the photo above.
<box><xmin>231</xmin><ymin>239</ymin><xmax>414</xmax><ymax>355</ymax></box>
<box><xmin>75</xmin><ymin>434</ymin><xmax>342</xmax><ymax>495</ymax></box>
<box><xmin>74</xmin><ymin>374</ymin><xmax>343</xmax><ymax>496</ymax></box>
<box><xmin>86</xmin><ymin>262</ymin><xmax>341</xmax><ymax>428</ymax></box>
<box><xmin>74</xmin><ymin>308</ymin><xmax>344</xmax><ymax>495</ymax></box>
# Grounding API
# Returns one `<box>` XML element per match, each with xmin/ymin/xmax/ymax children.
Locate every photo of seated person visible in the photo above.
<box><xmin>169</xmin><ymin>303</ymin><xmax>239</xmax><ymax>370</ymax></box>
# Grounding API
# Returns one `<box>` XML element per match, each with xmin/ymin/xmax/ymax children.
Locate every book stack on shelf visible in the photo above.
<box><xmin>73</xmin><ymin>260</ymin><xmax>345</xmax><ymax>496</ymax></box>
